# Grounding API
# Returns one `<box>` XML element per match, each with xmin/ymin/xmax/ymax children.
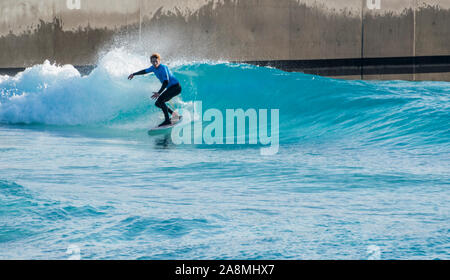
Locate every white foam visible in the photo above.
<box><xmin>0</xmin><ymin>48</ymin><xmax>168</xmax><ymax>126</ymax></box>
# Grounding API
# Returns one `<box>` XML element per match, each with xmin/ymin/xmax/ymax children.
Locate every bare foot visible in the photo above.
<box><xmin>171</xmin><ymin>111</ymin><xmax>180</xmax><ymax>120</ymax></box>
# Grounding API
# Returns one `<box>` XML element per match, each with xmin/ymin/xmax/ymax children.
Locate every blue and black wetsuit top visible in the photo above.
<box><xmin>145</xmin><ymin>64</ymin><xmax>179</xmax><ymax>88</ymax></box>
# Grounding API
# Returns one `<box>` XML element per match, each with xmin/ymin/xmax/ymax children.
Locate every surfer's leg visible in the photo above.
<box><xmin>155</xmin><ymin>99</ymin><xmax>171</xmax><ymax>122</ymax></box>
<box><xmin>155</xmin><ymin>84</ymin><xmax>182</xmax><ymax>120</ymax></box>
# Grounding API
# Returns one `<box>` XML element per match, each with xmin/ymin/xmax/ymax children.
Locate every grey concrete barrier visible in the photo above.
<box><xmin>0</xmin><ymin>0</ymin><xmax>449</xmax><ymax>80</ymax></box>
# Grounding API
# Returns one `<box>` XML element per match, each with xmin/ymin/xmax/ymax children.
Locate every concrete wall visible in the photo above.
<box><xmin>0</xmin><ymin>0</ymin><xmax>449</xmax><ymax>80</ymax></box>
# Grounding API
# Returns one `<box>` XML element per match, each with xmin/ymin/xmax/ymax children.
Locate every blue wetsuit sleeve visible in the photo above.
<box><xmin>156</xmin><ymin>65</ymin><xmax>170</xmax><ymax>93</ymax></box>
<box><xmin>163</xmin><ymin>65</ymin><xmax>170</xmax><ymax>84</ymax></box>
<box><xmin>144</xmin><ymin>66</ymin><xmax>154</xmax><ymax>74</ymax></box>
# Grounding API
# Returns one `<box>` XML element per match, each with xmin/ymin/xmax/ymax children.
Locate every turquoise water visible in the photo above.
<box><xmin>0</xmin><ymin>49</ymin><xmax>449</xmax><ymax>259</ymax></box>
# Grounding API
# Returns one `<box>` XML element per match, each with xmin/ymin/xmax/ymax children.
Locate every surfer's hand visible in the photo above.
<box><xmin>128</xmin><ymin>74</ymin><xmax>134</xmax><ymax>80</ymax></box>
<box><xmin>151</xmin><ymin>92</ymin><xmax>160</xmax><ymax>99</ymax></box>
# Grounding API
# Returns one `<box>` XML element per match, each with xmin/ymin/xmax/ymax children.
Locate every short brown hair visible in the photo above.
<box><xmin>151</xmin><ymin>53</ymin><xmax>161</xmax><ymax>60</ymax></box>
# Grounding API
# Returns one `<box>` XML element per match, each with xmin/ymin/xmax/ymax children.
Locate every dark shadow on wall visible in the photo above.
<box><xmin>137</xmin><ymin>0</ymin><xmax>362</xmax><ymax>61</ymax></box>
<box><xmin>0</xmin><ymin>18</ymin><xmax>116</xmax><ymax>67</ymax></box>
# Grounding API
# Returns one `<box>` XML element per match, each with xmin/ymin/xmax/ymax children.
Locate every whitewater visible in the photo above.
<box><xmin>0</xmin><ymin>49</ymin><xmax>449</xmax><ymax>259</ymax></box>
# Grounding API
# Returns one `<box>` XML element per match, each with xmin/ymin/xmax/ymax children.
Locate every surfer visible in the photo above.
<box><xmin>128</xmin><ymin>53</ymin><xmax>181</xmax><ymax>127</ymax></box>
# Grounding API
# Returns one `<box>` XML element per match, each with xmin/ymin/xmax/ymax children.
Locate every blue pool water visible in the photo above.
<box><xmin>0</xmin><ymin>49</ymin><xmax>449</xmax><ymax>259</ymax></box>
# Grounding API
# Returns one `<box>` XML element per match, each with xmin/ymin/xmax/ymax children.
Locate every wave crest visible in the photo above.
<box><xmin>0</xmin><ymin>48</ymin><xmax>449</xmax><ymax>146</ymax></box>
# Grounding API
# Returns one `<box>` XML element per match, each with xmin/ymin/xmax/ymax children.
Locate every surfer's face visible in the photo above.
<box><xmin>151</xmin><ymin>57</ymin><xmax>161</xmax><ymax>68</ymax></box>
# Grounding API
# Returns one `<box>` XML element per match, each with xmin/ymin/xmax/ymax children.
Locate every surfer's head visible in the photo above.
<box><xmin>150</xmin><ymin>53</ymin><xmax>161</xmax><ymax>68</ymax></box>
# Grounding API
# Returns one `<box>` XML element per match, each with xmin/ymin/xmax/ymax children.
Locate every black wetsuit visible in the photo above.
<box><xmin>155</xmin><ymin>83</ymin><xmax>182</xmax><ymax>122</ymax></box>
<box><xmin>133</xmin><ymin>65</ymin><xmax>182</xmax><ymax>123</ymax></box>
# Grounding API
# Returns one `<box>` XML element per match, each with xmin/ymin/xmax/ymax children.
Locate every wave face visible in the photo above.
<box><xmin>1</xmin><ymin>48</ymin><xmax>449</xmax><ymax>147</ymax></box>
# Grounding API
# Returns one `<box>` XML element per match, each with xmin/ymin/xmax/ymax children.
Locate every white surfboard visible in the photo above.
<box><xmin>148</xmin><ymin>115</ymin><xmax>183</xmax><ymax>135</ymax></box>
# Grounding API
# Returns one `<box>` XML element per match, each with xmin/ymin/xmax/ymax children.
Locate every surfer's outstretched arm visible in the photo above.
<box><xmin>128</xmin><ymin>69</ymin><xmax>147</xmax><ymax>80</ymax></box>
